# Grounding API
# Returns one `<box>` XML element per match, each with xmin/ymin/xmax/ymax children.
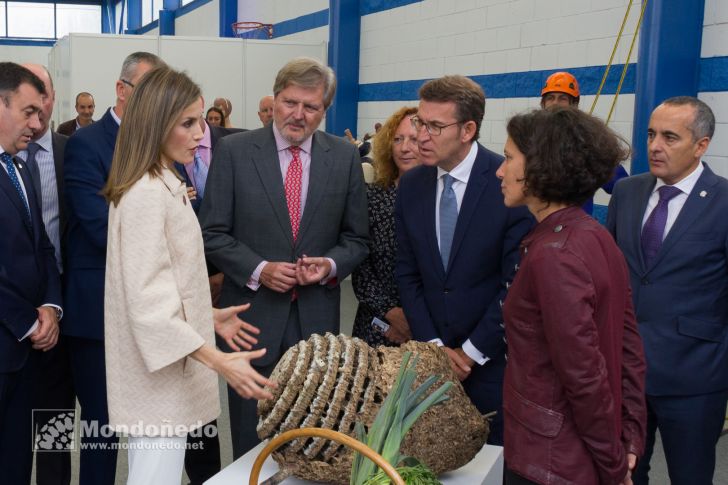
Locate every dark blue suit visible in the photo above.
<box><xmin>63</xmin><ymin>107</ymin><xmax>118</xmax><ymax>484</ymax></box>
<box><xmin>395</xmin><ymin>143</ymin><xmax>533</xmax><ymax>445</ymax></box>
<box><xmin>607</xmin><ymin>163</ymin><xmax>728</xmax><ymax>484</ymax></box>
<box><xmin>0</xmin><ymin>154</ymin><xmax>61</xmax><ymax>484</ymax></box>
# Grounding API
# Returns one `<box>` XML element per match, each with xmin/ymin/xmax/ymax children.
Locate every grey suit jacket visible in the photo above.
<box><xmin>199</xmin><ymin>125</ymin><xmax>369</xmax><ymax>365</ymax></box>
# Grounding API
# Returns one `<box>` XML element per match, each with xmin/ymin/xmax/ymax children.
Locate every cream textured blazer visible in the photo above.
<box><xmin>105</xmin><ymin>167</ymin><xmax>219</xmax><ymax>437</ymax></box>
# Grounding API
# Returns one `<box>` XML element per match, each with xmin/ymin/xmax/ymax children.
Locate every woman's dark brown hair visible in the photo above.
<box><xmin>507</xmin><ymin>107</ymin><xmax>630</xmax><ymax>206</ymax></box>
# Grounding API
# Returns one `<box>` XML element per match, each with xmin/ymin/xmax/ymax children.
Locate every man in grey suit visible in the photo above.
<box><xmin>607</xmin><ymin>97</ymin><xmax>728</xmax><ymax>484</ymax></box>
<box><xmin>200</xmin><ymin>57</ymin><xmax>369</xmax><ymax>457</ymax></box>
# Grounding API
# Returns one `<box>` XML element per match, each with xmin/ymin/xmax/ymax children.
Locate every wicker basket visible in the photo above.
<box><xmin>250</xmin><ymin>427</ymin><xmax>404</xmax><ymax>485</ymax></box>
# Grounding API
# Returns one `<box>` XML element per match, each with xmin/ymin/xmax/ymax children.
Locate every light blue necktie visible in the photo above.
<box><xmin>1</xmin><ymin>151</ymin><xmax>31</xmax><ymax>222</ymax></box>
<box><xmin>193</xmin><ymin>150</ymin><xmax>208</xmax><ymax>199</ymax></box>
<box><xmin>439</xmin><ymin>174</ymin><xmax>458</xmax><ymax>270</ymax></box>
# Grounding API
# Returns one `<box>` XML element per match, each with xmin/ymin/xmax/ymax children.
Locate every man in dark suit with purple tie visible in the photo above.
<box><xmin>0</xmin><ymin>62</ymin><xmax>62</xmax><ymax>485</ymax></box>
<box><xmin>608</xmin><ymin>97</ymin><xmax>728</xmax><ymax>484</ymax></box>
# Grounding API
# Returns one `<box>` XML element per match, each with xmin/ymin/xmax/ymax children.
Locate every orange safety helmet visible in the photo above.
<box><xmin>541</xmin><ymin>72</ymin><xmax>580</xmax><ymax>99</ymax></box>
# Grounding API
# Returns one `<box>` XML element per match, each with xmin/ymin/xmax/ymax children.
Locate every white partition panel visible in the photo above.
<box><xmin>157</xmin><ymin>36</ymin><xmax>245</xmax><ymax>126</ymax></box>
<box><xmin>50</xmin><ymin>34</ymin><xmax>159</xmax><ymax>128</ymax></box>
<box><xmin>49</xmin><ymin>33</ymin><xmax>327</xmax><ymax>131</ymax></box>
<box><xmin>241</xmin><ymin>39</ymin><xmax>327</xmax><ymax>129</ymax></box>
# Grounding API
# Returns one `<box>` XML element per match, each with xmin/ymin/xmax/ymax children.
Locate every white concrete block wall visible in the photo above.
<box><xmin>701</xmin><ymin>0</ymin><xmax>728</xmax><ymax>178</ymax></box>
<box><xmin>357</xmin><ymin>0</ymin><xmax>642</xmax><ymax>151</ymax></box>
<box><xmin>278</xmin><ymin>26</ymin><xmax>328</xmax><ymax>44</ymax></box>
<box><xmin>238</xmin><ymin>0</ymin><xmax>327</xmax><ymax>24</ymax></box>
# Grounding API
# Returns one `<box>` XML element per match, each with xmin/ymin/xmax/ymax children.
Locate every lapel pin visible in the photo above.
<box><xmin>700</xmin><ymin>190</ymin><xmax>707</xmax><ymax>198</ymax></box>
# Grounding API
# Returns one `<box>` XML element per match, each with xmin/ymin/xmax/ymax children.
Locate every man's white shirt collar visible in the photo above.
<box><xmin>653</xmin><ymin>161</ymin><xmax>704</xmax><ymax>196</ymax></box>
<box><xmin>437</xmin><ymin>141</ymin><xmax>478</xmax><ymax>182</ymax></box>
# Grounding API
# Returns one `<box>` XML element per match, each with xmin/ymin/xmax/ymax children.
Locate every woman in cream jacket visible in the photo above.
<box><xmin>102</xmin><ymin>67</ymin><xmax>275</xmax><ymax>485</ymax></box>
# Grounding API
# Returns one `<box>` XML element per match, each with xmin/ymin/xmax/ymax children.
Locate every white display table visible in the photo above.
<box><xmin>205</xmin><ymin>440</ymin><xmax>503</xmax><ymax>484</ymax></box>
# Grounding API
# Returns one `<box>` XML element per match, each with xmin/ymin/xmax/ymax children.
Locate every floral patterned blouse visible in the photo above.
<box><xmin>352</xmin><ymin>183</ymin><xmax>400</xmax><ymax>347</ymax></box>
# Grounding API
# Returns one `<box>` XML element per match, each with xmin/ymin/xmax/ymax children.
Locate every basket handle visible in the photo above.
<box><xmin>249</xmin><ymin>427</ymin><xmax>405</xmax><ymax>485</ymax></box>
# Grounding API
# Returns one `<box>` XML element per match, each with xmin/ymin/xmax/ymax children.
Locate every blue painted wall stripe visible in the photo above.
<box><xmin>0</xmin><ymin>38</ymin><xmax>56</xmax><ymax>46</ymax></box>
<box><xmin>239</xmin><ymin>9</ymin><xmax>329</xmax><ymax>39</ymax></box>
<box><xmin>359</xmin><ymin>63</ymin><xmax>637</xmax><ymax>102</ymax></box>
<box><xmin>360</xmin><ymin>0</ymin><xmax>422</xmax><ymax>16</ymax></box>
<box><xmin>698</xmin><ymin>56</ymin><xmax>728</xmax><ymax>92</ymax></box>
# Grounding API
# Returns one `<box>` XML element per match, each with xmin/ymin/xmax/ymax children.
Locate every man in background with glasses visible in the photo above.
<box><xmin>395</xmin><ymin>75</ymin><xmax>532</xmax><ymax>445</ymax></box>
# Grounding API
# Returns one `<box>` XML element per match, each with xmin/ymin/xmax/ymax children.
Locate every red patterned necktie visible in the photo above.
<box><xmin>285</xmin><ymin>146</ymin><xmax>303</xmax><ymax>241</ymax></box>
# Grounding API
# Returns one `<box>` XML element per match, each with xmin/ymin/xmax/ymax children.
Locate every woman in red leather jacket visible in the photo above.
<box><xmin>495</xmin><ymin>107</ymin><xmax>647</xmax><ymax>485</ymax></box>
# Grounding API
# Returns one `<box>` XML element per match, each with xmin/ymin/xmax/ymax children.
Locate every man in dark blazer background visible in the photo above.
<box><xmin>0</xmin><ymin>62</ymin><xmax>62</xmax><ymax>485</ymax></box>
<box><xmin>607</xmin><ymin>96</ymin><xmax>728</xmax><ymax>485</ymax></box>
<box><xmin>200</xmin><ymin>57</ymin><xmax>369</xmax><ymax>458</ymax></box>
<box><xmin>17</xmin><ymin>62</ymin><xmax>72</xmax><ymax>485</ymax></box>
<box><xmin>395</xmin><ymin>75</ymin><xmax>533</xmax><ymax>445</ymax></box>
<box><xmin>63</xmin><ymin>51</ymin><xmax>164</xmax><ymax>485</ymax></box>
<box><xmin>56</xmin><ymin>92</ymin><xmax>95</xmax><ymax>137</ymax></box>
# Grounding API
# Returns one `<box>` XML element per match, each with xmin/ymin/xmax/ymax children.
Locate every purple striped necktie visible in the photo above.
<box><xmin>641</xmin><ymin>185</ymin><xmax>682</xmax><ymax>266</ymax></box>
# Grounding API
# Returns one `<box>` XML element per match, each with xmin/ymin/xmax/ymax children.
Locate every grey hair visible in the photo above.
<box><xmin>661</xmin><ymin>96</ymin><xmax>715</xmax><ymax>140</ymax></box>
<box><xmin>273</xmin><ymin>57</ymin><xmax>336</xmax><ymax>109</ymax></box>
<box><xmin>119</xmin><ymin>51</ymin><xmax>165</xmax><ymax>82</ymax></box>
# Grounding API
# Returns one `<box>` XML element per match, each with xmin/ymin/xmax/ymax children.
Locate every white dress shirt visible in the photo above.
<box><xmin>641</xmin><ymin>162</ymin><xmax>704</xmax><ymax>239</ymax></box>
<box><xmin>17</xmin><ymin>128</ymin><xmax>62</xmax><ymax>272</ymax></box>
<box><xmin>431</xmin><ymin>142</ymin><xmax>488</xmax><ymax>365</ymax></box>
<box><xmin>247</xmin><ymin>124</ymin><xmax>336</xmax><ymax>290</ymax></box>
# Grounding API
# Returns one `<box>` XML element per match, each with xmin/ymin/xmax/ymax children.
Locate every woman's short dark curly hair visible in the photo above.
<box><xmin>506</xmin><ymin>107</ymin><xmax>630</xmax><ymax>206</ymax></box>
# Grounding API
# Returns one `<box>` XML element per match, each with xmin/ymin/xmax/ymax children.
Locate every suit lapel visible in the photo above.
<box><xmin>0</xmin><ymin>162</ymin><xmax>32</xmax><ymax>236</ymax></box>
<box><xmin>298</xmin><ymin>132</ymin><xmax>331</xmax><ymax>245</ymax></box>
<box><xmin>18</xmin><ymin>161</ymin><xmax>44</xmax><ymax>243</ymax></box>
<box><xmin>447</xmin><ymin>150</ymin><xmax>489</xmax><ymax>271</ymax></box>
<box><xmin>52</xmin><ymin>132</ymin><xmax>66</xmax><ymax>230</ymax></box>
<box><xmin>102</xmin><ymin>109</ymin><xmax>119</xmax><ymax>175</ymax></box>
<box><xmin>633</xmin><ymin>175</ymin><xmax>656</xmax><ymax>272</ymax></box>
<box><xmin>421</xmin><ymin>167</ymin><xmax>445</xmax><ymax>279</ymax></box>
<box><xmin>51</xmin><ymin>132</ymin><xmax>65</xmax><ymax>197</ymax></box>
<box><xmin>651</xmin><ymin>165</ymin><xmax>717</xmax><ymax>268</ymax></box>
<box><xmin>251</xmin><ymin>128</ymin><xmax>294</xmax><ymax>247</ymax></box>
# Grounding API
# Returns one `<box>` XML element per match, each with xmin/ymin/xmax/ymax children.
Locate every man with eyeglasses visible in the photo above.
<box><xmin>395</xmin><ymin>75</ymin><xmax>533</xmax><ymax>445</ymax></box>
<box><xmin>63</xmin><ymin>51</ymin><xmax>165</xmax><ymax>485</ymax></box>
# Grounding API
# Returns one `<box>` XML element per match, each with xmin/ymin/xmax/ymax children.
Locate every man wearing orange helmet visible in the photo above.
<box><xmin>541</xmin><ymin>71</ymin><xmax>628</xmax><ymax>215</ymax></box>
<box><xmin>541</xmin><ymin>71</ymin><xmax>580</xmax><ymax>108</ymax></box>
